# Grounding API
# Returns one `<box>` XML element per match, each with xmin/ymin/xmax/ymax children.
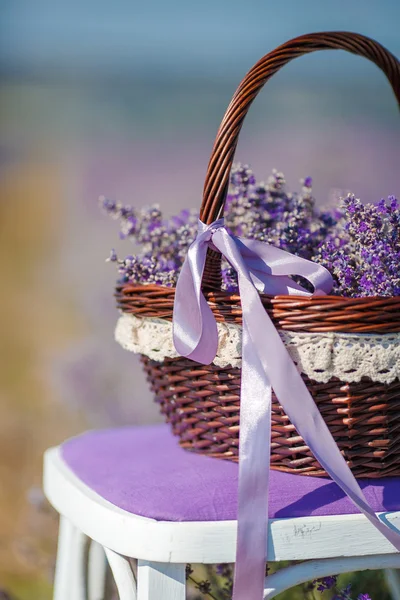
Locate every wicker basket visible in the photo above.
<box><xmin>116</xmin><ymin>32</ymin><xmax>400</xmax><ymax>478</ymax></box>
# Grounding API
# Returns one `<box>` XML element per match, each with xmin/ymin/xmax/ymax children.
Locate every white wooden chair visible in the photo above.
<box><xmin>43</xmin><ymin>425</ymin><xmax>400</xmax><ymax>599</ymax></box>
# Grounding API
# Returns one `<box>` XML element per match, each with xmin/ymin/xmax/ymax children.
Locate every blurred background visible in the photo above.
<box><xmin>0</xmin><ymin>1</ymin><xmax>399</xmax><ymax>598</ymax></box>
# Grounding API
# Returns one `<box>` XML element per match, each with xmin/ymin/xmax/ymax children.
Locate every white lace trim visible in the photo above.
<box><xmin>115</xmin><ymin>313</ymin><xmax>400</xmax><ymax>384</ymax></box>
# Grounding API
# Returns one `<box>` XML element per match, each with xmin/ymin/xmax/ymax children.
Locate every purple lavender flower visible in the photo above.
<box><xmin>107</xmin><ymin>249</ymin><xmax>118</xmax><ymax>262</ymax></box>
<box><xmin>303</xmin><ymin>176</ymin><xmax>313</xmax><ymax>188</ymax></box>
<box><xmin>101</xmin><ymin>165</ymin><xmax>399</xmax><ymax>298</ymax></box>
<box><xmin>333</xmin><ymin>584</ymin><xmax>353</xmax><ymax>600</ymax></box>
<box><xmin>314</xmin><ymin>574</ymin><xmax>337</xmax><ymax>591</ymax></box>
<box><xmin>185</xmin><ymin>564</ymin><xmax>194</xmax><ymax>579</ymax></box>
<box><xmin>216</xmin><ymin>564</ymin><xmax>232</xmax><ymax>577</ymax></box>
<box><xmin>317</xmin><ymin>193</ymin><xmax>400</xmax><ymax>296</ymax></box>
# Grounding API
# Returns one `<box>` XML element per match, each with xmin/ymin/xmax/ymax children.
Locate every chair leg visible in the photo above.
<box><xmin>88</xmin><ymin>541</ymin><xmax>107</xmax><ymax>600</ymax></box>
<box><xmin>105</xmin><ymin>548</ymin><xmax>137</xmax><ymax>600</ymax></box>
<box><xmin>53</xmin><ymin>516</ymin><xmax>87</xmax><ymax>600</ymax></box>
<box><xmin>137</xmin><ymin>560</ymin><xmax>186</xmax><ymax>600</ymax></box>
<box><xmin>385</xmin><ymin>569</ymin><xmax>400</xmax><ymax>600</ymax></box>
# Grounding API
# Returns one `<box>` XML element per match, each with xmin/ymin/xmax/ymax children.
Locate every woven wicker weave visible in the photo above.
<box><xmin>141</xmin><ymin>357</ymin><xmax>400</xmax><ymax>478</ymax></box>
<box><xmin>117</xmin><ymin>32</ymin><xmax>400</xmax><ymax>477</ymax></box>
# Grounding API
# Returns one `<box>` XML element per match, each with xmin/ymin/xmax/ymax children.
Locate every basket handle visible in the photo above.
<box><xmin>200</xmin><ymin>31</ymin><xmax>400</xmax><ymax>225</ymax></box>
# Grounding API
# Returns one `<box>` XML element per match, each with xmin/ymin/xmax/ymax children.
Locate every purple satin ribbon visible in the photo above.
<box><xmin>173</xmin><ymin>218</ymin><xmax>400</xmax><ymax>600</ymax></box>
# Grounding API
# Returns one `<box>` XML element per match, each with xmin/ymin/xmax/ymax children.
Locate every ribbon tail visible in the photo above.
<box><xmin>244</xmin><ymin>289</ymin><xmax>400</xmax><ymax>552</ymax></box>
<box><xmin>233</xmin><ymin>305</ymin><xmax>271</xmax><ymax>600</ymax></box>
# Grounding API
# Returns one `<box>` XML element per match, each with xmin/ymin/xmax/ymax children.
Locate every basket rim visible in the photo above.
<box><xmin>114</xmin><ymin>283</ymin><xmax>400</xmax><ymax>334</ymax></box>
<box><xmin>115</xmin><ymin>282</ymin><xmax>400</xmax><ymax>304</ymax></box>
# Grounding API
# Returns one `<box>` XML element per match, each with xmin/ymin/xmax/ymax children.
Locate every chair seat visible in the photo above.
<box><xmin>61</xmin><ymin>424</ymin><xmax>400</xmax><ymax>523</ymax></box>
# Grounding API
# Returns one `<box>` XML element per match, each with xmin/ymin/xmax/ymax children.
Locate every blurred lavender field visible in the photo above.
<box><xmin>0</xmin><ymin>2</ymin><xmax>399</xmax><ymax>597</ymax></box>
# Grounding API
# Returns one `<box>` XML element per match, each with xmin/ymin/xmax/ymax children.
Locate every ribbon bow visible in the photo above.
<box><xmin>173</xmin><ymin>219</ymin><xmax>400</xmax><ymax>600</ymax></box>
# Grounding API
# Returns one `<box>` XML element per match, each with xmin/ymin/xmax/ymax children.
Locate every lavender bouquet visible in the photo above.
<box><xmin>101</xmin><ymin>164</ymin><xmax>399</xmax><ymax>298</ymax></box>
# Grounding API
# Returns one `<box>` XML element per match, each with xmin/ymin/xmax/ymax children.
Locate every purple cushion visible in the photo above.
<box><xmin>61</xmin><ymin>424</ymin><xmax>400</xmax><ymax>522</ymax></box>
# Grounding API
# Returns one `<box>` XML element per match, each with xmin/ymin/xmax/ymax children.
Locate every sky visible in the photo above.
<box><xmin>1</xmin><ymin>1</ymin><xmax>399</xmax><ymax>79</ymax></box>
